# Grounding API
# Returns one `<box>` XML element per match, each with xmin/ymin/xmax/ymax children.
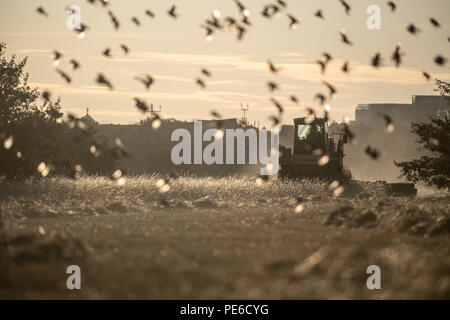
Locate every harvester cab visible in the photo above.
<box><xmin>278</xmin><ymin>116</ymin><xmax>417</xmax><ymax>197</ymax></box>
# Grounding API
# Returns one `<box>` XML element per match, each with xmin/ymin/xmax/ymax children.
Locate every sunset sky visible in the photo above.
<box><xmin>1</xmin><ymin>0</ymin><xmax>449</xmax><ymax>126</ymax></box>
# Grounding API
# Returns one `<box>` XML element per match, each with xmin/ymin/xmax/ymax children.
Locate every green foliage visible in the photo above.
<box><xmin>395</xmin><ymin>80</ymin><xmax>450</xmax><ymax>189</ymax></box>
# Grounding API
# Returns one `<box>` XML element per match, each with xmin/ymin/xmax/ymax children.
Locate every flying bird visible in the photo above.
<box><xmin>341</xmin><ymin>61</ymin><xmax>350</xmax><ymax>73</ymax></box>
<box><xmin>42</xmin><ymin>90</ymin><xmax>51</xmax><ymax>102</ymax></box>
<box><xmin>287</xmin><ymin>14</ymin><xmax>299</xmax><ymax>29</ymax></box>
<box><xmin>270</xmin><ymin>98</ymin><xmax>284</xmax><ymax>114</ymax></box>
<box><xmin>314</xmin><ymin>10</ymin><xmax>324</xmax><ymax>19</ymax></box>
<box><xmin>36</xmin><ymin>6</ymin><xmax>49</xmax><ymax>17</ymax></box>
<box><xmin>268</xmin><ymin>60</ymin><xmax>281</xmax><ymax>73</ymax></box>
<box><xmin>135</xmin><ymin>74</ymin><xmax>154</xmax><ymax>90</ymax></box>
<box><xmin>167</xmin><ymin>3</ymin><xmax>179</xmax><ymax>19</ymax></box>
<box><xmin>55</xmin><ymin>69</ymin><xmax>71</xmax><ymax>84</ymax></box>
<box><xmin>201</xmin><ymin>68</ymin><xmax>212</xmax><ymax>77</ymax></box>
<box><xmin>145</xmin><ymin>10</ymin><xmax>155</xmax><ymax>18</ymax></box>
<box><xmin>339</xmin><ymin>0</ymin><xmax>351</xmax><ymax>15</ymax></box>
<box><xmin>434</xmin><ymin>55</ymin><xmax>447</xmax><ymax>66</ymax></box>
<box><xmin>131</xmin><ymin>16</ymin><xmax>141</xmax><ymax>26</ymax></box>
<box><xmin>406</xmin><ymin>24</ymin><xmax>420</xmax><ymax>35</ymax></box>
<box><xmin>108</xmin><ymin>10</ymin><xmax>120</xmax><ymax>30</ymax></box>
<box><xmin>96</xmin><ymin>73</ymin><xmax>114</xmax><ymax>90</ymax></box>
<box><xmin>343</xmin><ymin>123</ymin><xmax>355</xmax><ymax>144</ymax></box>
<box><xmin>316</xmin><ymin>60</ymin><xmax>327</xmax><ymax>74</ymax></box>
<box><xmin>102</xmin><ymin>48</ymin><xmax>112</xmax><ymax>58</ymax></box>
<box><xmin>429</xmin><ymin>18</ymin><xmax>441</xmax><ymax>28</ymax></box>
<box><xmin>267</xmin><ymin>81</ymin><xmax>280</xmax><ymax>92</ymax></box>
<box><xmin>387</xmin><ymin>1</ymin><xmax>396</xmax><ymax>12</ymax></box>
<box><xmin>120</xmin><ymin>44</ymin><xmax>129</xmax><ymax>55</ymax></box>
<box><xmin>133</xmin><ymin>98</ymin><xmax>149</xmax><ymax>113</ymax></box>
<box><xmin>69</xmin><ymin>59</ymin><xmax>81</xmax><ymax>70</ymax></box>
<box><xmin>314</xmin><ymin>93</ymin><xmax>327</xmax><ymax>106</ymax></box>
<box><xmin>365</xmin><ymin>146</ymin><xmax>381</xmax><ymax>160</ymax></box>
<box><xmin>371</xmin><ymin>53</ymin><xmax>382</xmax><ymax>68</ymax></box>
<box><xmin>422</xmin><ymin>71</ymin><xmax>431</xmax><ymax>81</ymax></box>
<box><xmin>381</xmin><ymin>114</ymin><xmax>394</xmax><ymax>133</ymax></box>
<box><xmin>339</xmin><ymin>29</ymin><xmax>353</xmax><ymax>45</ymax></box>
<box><xmin>51</xmin><ymin>51</ymin><xmax>63</xmax><ymax>67</ymax></box>
<box><xmin>322</xmin><ymin>81</ymin><xmax>337</xmax><ymax>97</ymax></box>
<box><xmin>262</xmin><ymin>4</ymin><xmax>280</xmax><ymax>18</ymax></box>
<box><xmin>323</xmin><ymin>52</ymin><xmax>333</xmax><ymax>63</ymax></box>
<box><xmin>391</xmin><ymin>44</ymin><xmax>404</xmax><ymax>67</ymax></box>
<box><xmin>195</xmin><ymin>78</ymin><xmax>206</xmax><ymax>89</ymax></box>
<box><xmin>289</xmin><ymin>95</ymin><xmax>299</xmax><ymax>104</ymax></box>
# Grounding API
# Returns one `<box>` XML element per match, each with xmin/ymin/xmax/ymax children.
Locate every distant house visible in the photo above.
<box><xmin>80</xmin><ymin>108</ymin><xmax>99</xmax><ymax>128</ymax></box>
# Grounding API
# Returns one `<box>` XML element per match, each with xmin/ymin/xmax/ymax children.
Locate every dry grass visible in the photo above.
<box><xmin>0</xmin><ymin>176</ymin><xmax>449</xmax><ymax>299</ymax></box>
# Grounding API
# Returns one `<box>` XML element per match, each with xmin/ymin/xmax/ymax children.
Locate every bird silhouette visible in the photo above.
<box><xmin>430</xmin><ymin>18</ymin><xmax>441</xmax><ymax>28</ymax></box>
<box><xmin>270</xmin><ymin>98</ymin><xmax>284</xmax><ymax>114</ymax></box>
<box><xmin>135</xmin><ymin>75</ymin><xmax>155</xmax><ymax>90</ymax></box>
<box><xmin>371</xmin><ymin>53</ymin><xmax>382</xmax><ymax>68</ymax></box>
<box><xmin>108</xmin><ymin>11</ymin><xmax>120</xmax><ymax>30</ymax></box>
<box><xmin>381</xmin><ymin>114</ymin><xmax>394</xmax><ymax>133</ymax></box>
<box><xmin>314</xmin><ymin>93</ymin><xmax>327</xmax><ymax>106</ymax></box>
<box><xmin>196</xmin><ymin>78</ymin><xmax>206</xmax><ymax>89</ymax></box>
<box><xmin>120</xmin><ymin>44</ymin><xmax>129</xmax><ymax>55</ymax></box>
<box><xmin>287</xmin><ymin>14</ymin><xmax>299</xmax><ymax>29</ymax></box>
<box><xmin>145</xmin><ymin>10</ymin><xmax>155</xmax><ymax>18</ymax></box>
<box><xmin>262</xmin><ymin>4</ymin><xmax>280</xmax><ymax>18</ymax></box>
<box><xmin>341</xmin><ymin>61</ymin><xmax>350</xmax><ymax>73</ymax></box>
<box><xmin>387</xmin><ymin>1</ymin><xmax>396</xmax><ymax>12</ymax></box>
<box><xmin>289</xmin><ymin>95</ymin><xmax>299</xmax><ymax>104</ymax></box>
<box><xmin>53</xmin><ymin>50</ymin><xmax>63</xmax><ymax>63</ymax></box>
<box><xmin>102</xmin><ymin>48</ymin><xmax>112</xmax><ymax>58</ymax></box>
<box><xmin>434</xmin><ymin>55</ymin><xmax>447</xmax><ymax>66</ymax></box>
<box><xmin>314</xmin><ymin>10</ymin><xmax>324</xmax><ymax>19</ymax></box>
<box><xmin>323</xmin><ymin>52</ymin><xmax>333</xmax><ymax>63</ymax></box>
<box><xmin>267</xmin><ymin>81</ymin><xmax>280</xmax><ymax>92</ymax></box>
<box><xmin>365</xmin><ymin>146</ymin><xmax>381</xmax><ymax>160</ymax></box>
<box><xmin>55</xmin><ymin>69</ymin><xmax>71</xmax><ymax>84</ymax></box>
<box><xmin>69</xmin><ymin>59</ymin><xmax>81</xmax><ymax>70</ymax></box>
<box><xmin>422</xmin><ymin>71</ymin><xmax>431</xmax><ymax>81</ymax></box>
<box><xmin>322</xmin><ymin>81</ymin><xmax>337</xmax><ymax>97</ymax></box>
<box><xmin>391</xmin><ymin>44</ymin><xmax>403</xmax><ymax>67</ymax></box>
<box><xmin>407</xmin><ymin>24</ymin><xmax>420</xmax><ymax>35</ymax></box>
<box><xmin>131</xmin><ymin>17</ymin><xmax>141</xmax><ymax>26</ymax></box>
<box><xmin>316</xmin><ymin>60</ymin><xmax>327</xmax><ymax>74</ymax></box>
<box><xmin>268</xmin><ymin>60</ymin><xmax>282</xmax><ymax>73</ymax></box>
<box><xmin>36</xmin><ymin>6</ymin><xmax>49</xmax><ymax>17</ymax></box>
<box><xmin>133</xmin><ymin>98</ymin><xmax>149</xmax><ymax>113</ymax></box>
<box><xmin>201</xmin><ymin>68</ymin><xmax>212</xmax><ymax>77</ymax></box>
<box><xmin>96</xmin><ymin>73</ymin><xmax>114</xmax><ymax>90</ymax></box>
<box><xmin>339</xmin><ymin>29</ymin><xmax>353</xmax><ymax>45</ymax></box>
<box><xmin>42</xmin><ymin>90</ymin><xmax>51</xmax><ymax>102</ymax></box>
<box><xmin>168</xmin><ymin>3</ymin><xmax>179</xmax><ymax>19</ymax></box>
<box><xmin>339</xmin><ymin>0</ymin><xmax>351</xmax><ymax>15</ymax></box>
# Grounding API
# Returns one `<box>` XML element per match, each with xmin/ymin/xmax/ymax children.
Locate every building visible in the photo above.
<box><xmin>80</xmin><ymin>108</ymin><xmax>99</xmax><ymax>128</ymax></box>
<box><xmin>355</xmin><ymin>95</ymin><xmax>450</xmax><ymax>127</ymax></box>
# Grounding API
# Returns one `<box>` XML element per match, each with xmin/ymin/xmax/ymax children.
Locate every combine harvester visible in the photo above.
<box><xmin>278</xmin><ymin>116</ymin><xmax>417</xmax><ymax>197</ymax></box>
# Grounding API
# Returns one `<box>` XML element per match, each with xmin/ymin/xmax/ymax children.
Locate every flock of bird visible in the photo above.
<box><xmin>19</xmin><ymin>0</ymin><xmax>450</xmax><ymax>195</ymax></box>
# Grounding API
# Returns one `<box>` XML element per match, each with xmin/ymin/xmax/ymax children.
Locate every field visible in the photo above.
<box><xmin>0</xmin><ymin>176</ymin><xmax>449</xmax><ymax>299</ymax></box>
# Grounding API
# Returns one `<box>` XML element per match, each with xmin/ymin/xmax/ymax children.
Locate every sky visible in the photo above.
<box><xmin>0</xmin><ymin>0</ymin><xmax>449</xmax><ymax>126</ymax></box>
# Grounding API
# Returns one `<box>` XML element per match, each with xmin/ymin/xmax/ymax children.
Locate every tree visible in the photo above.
<box><xmin>0</xmin><ymin>43</ymin><xmax>116</xmax><ymax>178</ymax></box>
<box><xmin>395</xmin><ymin>80</ymin><xmax>450</xmax><ymax>189</ymax></box>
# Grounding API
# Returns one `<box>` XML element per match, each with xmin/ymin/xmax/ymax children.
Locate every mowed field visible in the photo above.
<box><xmin>0</xmin><ymin>176</ymin><xmax>449</xmax><ymax>299</ymax></box>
